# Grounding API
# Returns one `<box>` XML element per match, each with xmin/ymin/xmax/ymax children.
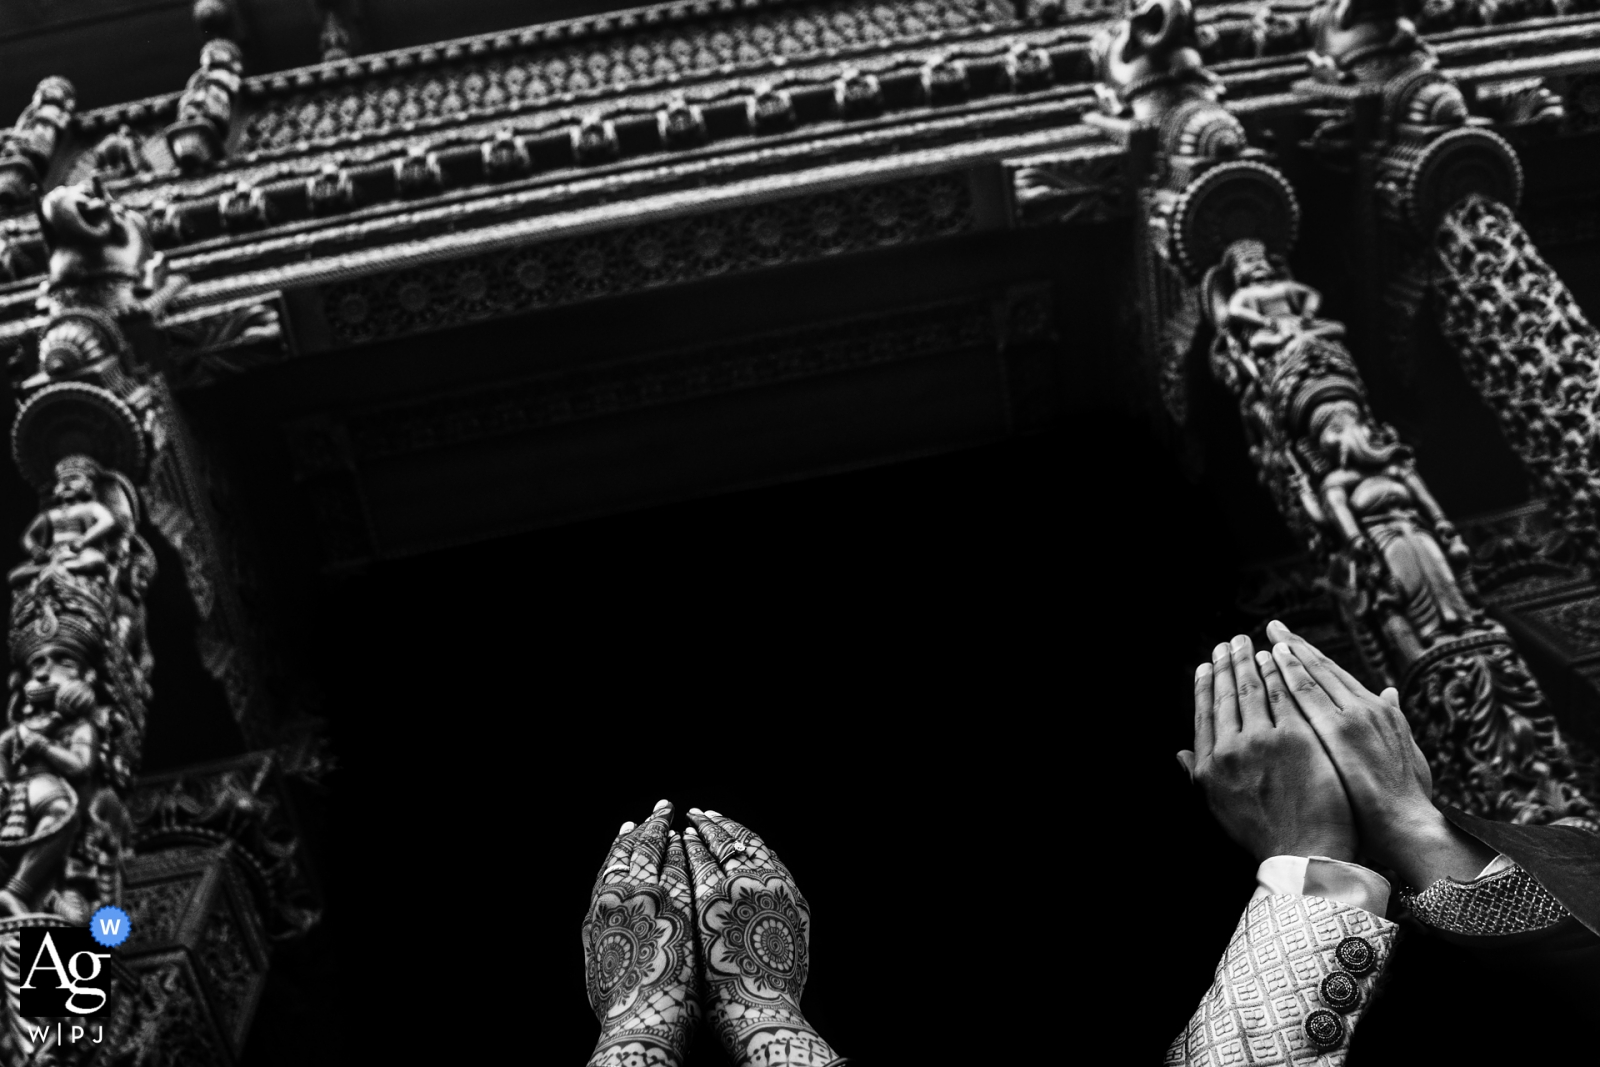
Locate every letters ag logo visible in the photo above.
<box><xmin>18</xmin><ymin>928</ymin><xmax>111</xmax><ymax>1017</ymax></box>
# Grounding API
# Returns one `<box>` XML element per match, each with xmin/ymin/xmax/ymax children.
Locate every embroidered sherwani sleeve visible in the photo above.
<box><xmin>1165</xmin><ymin>894</ymin><xmax>1399</xmax><ymax>1066</ymax></box>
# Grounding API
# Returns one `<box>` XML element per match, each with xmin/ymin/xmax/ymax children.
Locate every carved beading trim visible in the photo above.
<box><xmin>231</xmin><ymin>1</ymin><xmax>1026</xmax><ymax>156</ymax></box>
<box><xmin>316</xmin><ymin>171</ymin><xmax>974</xmax><ymax>347</ymax></box>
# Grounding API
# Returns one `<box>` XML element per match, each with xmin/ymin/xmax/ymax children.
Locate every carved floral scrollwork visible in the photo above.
<box><xmin>125</xmin><ymin>754</ymin><xmax>321</xmax><ymax>939</ymax></box>
<box><xmin>1433</xmin><ymin>195</ymin><xmax>1600</xmax><ymax>568</ymax></box>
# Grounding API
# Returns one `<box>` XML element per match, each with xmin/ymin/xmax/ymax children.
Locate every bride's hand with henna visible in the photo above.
<box><xmin>683</xmin><ymin>808</ymin><xmax>845</xmax><ymax>1067</ymax></box>
<box><xmin>583</xmin><ymin>800</ymin><xmax>700</xmax><ymax>1067</ymax></box>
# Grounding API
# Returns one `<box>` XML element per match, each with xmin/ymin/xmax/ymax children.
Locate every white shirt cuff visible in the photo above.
<box><xmin>1251</xmin><ymin>855</ymin><xmax>1392</xmax><ymax>916</ymax></box>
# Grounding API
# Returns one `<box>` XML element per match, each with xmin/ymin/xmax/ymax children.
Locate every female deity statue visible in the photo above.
<box><xmin>1303</xmin><ymin>397</ymin><xmax>1481</xmax><ymax>662</ymax></box>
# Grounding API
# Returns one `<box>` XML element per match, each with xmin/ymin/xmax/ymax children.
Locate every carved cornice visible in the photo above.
<box><xmin>0</xmin><ymin>4</ymin><xmax>1593</xmax><ymax>369</ymax></box>
<box><xmin>312</xmin><ymin>171</ymin><xmax>974</xmax><ymax>347</ymax></box>
<box><xmin>0</xmin><ymin>5</ymin><xmax>1591</xmax><ymax>327</ymax></box>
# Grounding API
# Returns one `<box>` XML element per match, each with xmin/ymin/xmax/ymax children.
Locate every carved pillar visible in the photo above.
<box><xmin>165</xmin><ymin>40</ymin><xmax>243</xmax><ymax>173</ymax></box>
<box><xmin>1081</xmin><ymin>0</ymin><xmax>1596</xmax><ymax>825</ymax></box>
<box><xmin>2</xmin><ymin>179</ymin><xmax>296</xmax><ymax>1064</ymax></box>
<box><xmin>0</xmin><ymin>177</ymin><xmax>169</xmax><ymax>1061</ymax></box>
<box><xmin>0</xmin><ymin>79</ymin><xmax>76</xmax><ymax>214</ymax></box>
<box><xmin>1203</xmin><ymin>244</ymin><xmax>1595</xmax><ymax>824</ymax></box>
<box><xmin>1291</xmin><ymin>1</ymin><xmax>1600</xmax><ymax>565</ymax></box>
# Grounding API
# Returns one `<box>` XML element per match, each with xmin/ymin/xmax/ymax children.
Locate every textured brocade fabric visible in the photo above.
<box><xmin>1399</xmin><ymin>860</ymin><xmax>1572</xmax><ymax>935</ymax></box>
<box><xmin>1165</xmin><ymin>895</ymin><xmax>1399</xmax><ymax>1066</ymax></box>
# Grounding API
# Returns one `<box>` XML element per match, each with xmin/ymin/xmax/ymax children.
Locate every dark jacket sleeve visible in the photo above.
<box><xmin>1440</xmin><ymin>805</ymin><xmax>1600</xmax><ymax>937</ymax></box>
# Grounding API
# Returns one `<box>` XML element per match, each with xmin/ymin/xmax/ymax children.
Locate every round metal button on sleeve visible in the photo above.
<box><xmin>1320</xmin><ymin>970</ymin><xmax>1361</xmax><ymax>1013</ymax></box>
<box><xmin>1306</xmin><ymin>1009</ymin><xmax>1346</xmax><ymax>1050</ymax></box>
<box><xmin>1334</xmin><ymin>935</ymin><xmax>1377</xmax><ymax>975</ymax></box>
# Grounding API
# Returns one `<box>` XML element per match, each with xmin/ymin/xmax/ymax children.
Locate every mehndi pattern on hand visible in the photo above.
<box><xmin>685</xmin><ymin>808</ymin><xmax>843</xmax><ymax>1067</ymax></box>
<box><xmin>584</xmin><ymin>801</ymin><xmax>700</xmax><ymax>1067</ymax></box>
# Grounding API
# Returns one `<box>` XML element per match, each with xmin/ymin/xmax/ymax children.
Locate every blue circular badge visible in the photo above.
<box><xmin>89</xmin><ymin>905</ymin><xmax>131</xmax><ymax>948</ymax></box>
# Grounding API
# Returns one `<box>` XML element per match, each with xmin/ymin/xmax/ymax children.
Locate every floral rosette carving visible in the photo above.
<box><xmin>700</xmin><ymin>875</ymin><xmax>811</xmax><ymax>1002</ymax></box>
<box><xmin>583</xmin><ymin>884</ymin><xmax>690</xmax><ymax>1024</ymax></box>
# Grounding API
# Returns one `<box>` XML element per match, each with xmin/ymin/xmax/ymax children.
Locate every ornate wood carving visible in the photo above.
<box><xmin>1205</xmin><ymin>241</ymin><xmax>1596</xmax><ymax>824</ymax></box>
<box><xmin>0</xmin><ymin>178</ymin><xmax>171</xmax><ymax>1062</ymax></box>
<box><xmin>2</xmin><ymin>182</ymin><xmax>309</xmax><ymax>1063</ymax></box>
<box><xmin>1078</xmin><ymin>0</ymin><xmax>1596</xmax><ymax>824</ymax></box>
<box><xmin>314</xmin><ymin>172</ymin><xmax>973</xmax><ymax>347</ymax></box>
<box><xmin>1433</xmin><ymin>195</ymin><xmax>1600</xmax><ymax>566</ymax></box>
<box><xmin>0</xmin><ymin>80</ymin><xmax>77</xmax><ymax>215</ymax></box>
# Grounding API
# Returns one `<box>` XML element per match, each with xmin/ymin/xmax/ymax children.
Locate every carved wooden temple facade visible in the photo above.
<box><xmin>2</xmin><ymin>0</ymin><xmax>1600</xmax><ymax>1061</ymax></box>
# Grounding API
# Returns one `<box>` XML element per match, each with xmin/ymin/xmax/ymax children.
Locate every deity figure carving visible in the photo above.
<box><xmin>1301</xmin><ymin>398</ymin><xmax>1481</xmax><ymax>660</ymax></box>
<box><xmin>1219</xmin><ymin>244</ymin><xmax>1346</xmax><ymax>357</ymax></box>
<box><xmin>3</xmin><ymin>578</ymin><xmax>135</xmax><ymax>925</ymax></box>
<box><xmin>0</xmin><ymin>77</ymin><xmax>76</xmax><ymax>212</ymax></box>
<box><xmin>14</xmin><ymin>460</ymin><xmax>121</xmax><ymax>583</ymax></box>
<box><xmin>166</xmin><ymin>38</ymin><xmax>244</xmax><ymax>172</ymax></box>
<box><xmin>11</xmin><ymin>455</ymin><xmax>153</xmax><ymax>602</ymax></box>
<box><xmin>10</xmin><ymin>457</ymin><xmax>155</xmax><ymax>693</ymax></box>
<box><xmin>0</xmin><ymin>659</ymin><xmax>100</xmax><ymax>920</ymax></box>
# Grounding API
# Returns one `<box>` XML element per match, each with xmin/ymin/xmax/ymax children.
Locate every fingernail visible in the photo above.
<box><xmin>704</xmin><ymin>810</ymin><xmax>723</xmax><ymax>818</ymax></box>
<box><xmin>1213</xmin><ymin>643</ymin><xmax>1229</xmax><ymax>659</ymax></box>
<box><xmin>688</xmin><ymin>808</ymin><xmax>703</xmax><ymax>815</ymax></box>
<box><xmin>620</xmin><ymin>821</ymin><xmax>636</xmax><ymax>833</ymax></box>
<box><xmin>1256</xmin><ymin>650</ymin><xmax>1272</xmax><ymax>665</ymax></box>
<box><xmin>1231</xmin><ymin>635</ymin><xmax>1248</xmax><ymax>653</ymax></box>
<box><xmin>654</xmin><ymin>799</ymin><xmax>671</xmax><ymax>811</ymax></box>
<box><xmin>1274</xmin><ymin>642</ymin><xmax>1291</xmax><ymax>657</ymax></box>
<box><xmin>1195</xmin><ymin>663</ymin><xmax>1211</xmax><ymax>679</ymax></box>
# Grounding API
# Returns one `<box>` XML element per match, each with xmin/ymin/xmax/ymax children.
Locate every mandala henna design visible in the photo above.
<box><xmin>701</xmin><ymin>876</ymin><xmax>810</xmax><ymax>1000</ymax></box>
<box><xmin>684</xmin><ymin>813</ymin><xmax>845</xmax><ymax>1067</ymax></box>
<box><xmin>585</xmin><ymin>806</ymin><xmax>701</xmax><ymax>1067</ymax></box>
<box><xmin>584</xmin><ymin>886</ymin><xmax>686</xmax><ymax>1020</ymax></box>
